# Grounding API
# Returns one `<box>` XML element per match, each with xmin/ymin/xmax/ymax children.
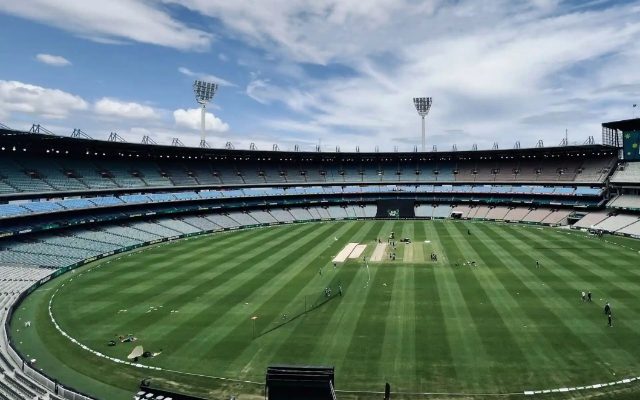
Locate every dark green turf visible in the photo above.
<box><xmin>10</xmin><ymin>221</ymin><xmax>640</xmax><ymax>400</ymax></box>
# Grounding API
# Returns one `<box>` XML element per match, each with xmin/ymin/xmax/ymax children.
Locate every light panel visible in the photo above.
<box><xmin>193</xmin><ymin>80</ymin><xmax>218</xmax><ymax>103</ymax></box>
<box><xmin>413</xmin><ymin>97</ymin><xmax>432</xmax><ymax>116</ymax></box>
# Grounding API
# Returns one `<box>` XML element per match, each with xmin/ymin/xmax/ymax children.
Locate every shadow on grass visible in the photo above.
<box><xmin>256</xmin><ymin>294</ymin><xmax>340</xmax><ymax>338</ymax></box>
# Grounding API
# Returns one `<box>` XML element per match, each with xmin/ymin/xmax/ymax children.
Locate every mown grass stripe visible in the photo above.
<box><xmin>481</xmin><ymin>223</ymin><xmax>638</xmax><ymax>384</ymax></box>
<box><xmin>430</xmin><ymin>220</ymin><xmax>495</xmax><ymax>392</ymax></box>
<box><xmin>156</xmin><ymin>223</ymin><xmax>338</xmax><ymax>364</ymax></box>
<box><xmin>207</xmin><ymin>221</ymin><xmax>368</xmax><ymax>378</ymax></box>
<box><xmin>57</xmin><ymin>224</ymin><xmax>311</xmax><ymax>341</ymax></box>
<box><xmin>509</xmin><ymin>226</ymin><xmax>640</xmax><ymax>325</ymax></box>
<box><xmin>59</xmin><ymin>226</ymin><xmax>284</xmax><ymax>327</ymax></box>
<box><xmin>240</xmin><ymin>221</ymin><xmax>386</xmax><ymax>382</ymax></box>
<box><xmin>449</xmin><ymin>221</ymin><xmax>570</xmax><ymax>389</ymax></box>
<box><xmin>315</xmin><ymin>220</ymin><xmax>396</xmax><ymax>384</ymax></box>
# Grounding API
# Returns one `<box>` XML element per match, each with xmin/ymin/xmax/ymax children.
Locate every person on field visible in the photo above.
<box><xmin>587</xmin><ymin>291</ymin><xmax>592</xmax><ymax>302</ymax></box>
<box><xmin>604</xmin><ymin>302</ymin><xmax>611</xmax><ymax>315</ymax></box>
<box><xmin>536</xmin><ymin>260</ymin><xmax>540</xmax><ymax>268</ymax></box>
<box><xmin>581</xmin><ymin>291</ymin><xmax>586</xmax><ymax>302</ymax></box>
<box><xmin>608</xmin><ymin>313</ymin><xmax>613</xmax><ymax>327</ymax></box>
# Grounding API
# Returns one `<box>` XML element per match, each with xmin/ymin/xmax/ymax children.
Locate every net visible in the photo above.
<box><xmin>256</xmin><ymin>281</ymin><xmax>344</xmax><ymax>338</ymax></box>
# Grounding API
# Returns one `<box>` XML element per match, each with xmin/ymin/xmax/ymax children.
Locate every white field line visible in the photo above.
<box><xmin>370</xmin><ymin>243</ymin><xmax>387</xmax><ymax>262</ymax></box>
<box><xmin>348</xmin><ymin>244</ymin><xmax>367</xmax><ymax>259</ymax></box>
<box><xmin>332</xmin><ymin>242</ymin><xmax>359</xmax><ymax>263</ymax></box>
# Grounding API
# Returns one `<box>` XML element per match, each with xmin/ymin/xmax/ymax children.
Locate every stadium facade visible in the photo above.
<box><xmin>1</xmin><ymin>118</ymin><xmax>640</xmax><ymax>400</ymax></box>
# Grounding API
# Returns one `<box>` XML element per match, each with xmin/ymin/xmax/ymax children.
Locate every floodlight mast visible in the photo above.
<box><xmin>193</xmin><ymin>80</ymin><xmax>218</xmax><ymax>147</ymax></box>
<box><xmin>413</xmin><ymin>97</ymin><xmax>432</xmax><ymax>152</ymax></box>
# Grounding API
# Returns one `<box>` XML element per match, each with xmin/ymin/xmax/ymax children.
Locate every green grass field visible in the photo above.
<box><xmin>10</xmin><ymin>220</ymin><xmax>640</xmax><ymax>400</ymax></box>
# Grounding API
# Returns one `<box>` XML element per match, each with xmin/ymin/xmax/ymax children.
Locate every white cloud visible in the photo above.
<box><xmin>94</xmin><ymin>98</ymin><xmax>159</xmax><ymax>120</ymax></box>
<box><xmin>165</xmin><ymin>0</ymin><xmax>423</xmax><ymax>63</ymax></box>
<box><xmin>0</xmin><ymin>80</ymin><xmax>88</xmax><ymax>120</ymax></box>
<box><xmin>0</xmin><ymin>0</ymin><xmax>212</xmax><ymax>51</ymax></box>
<box><xmin>178</xmin><ymin>67</ymin><xmax>235</xmax><ymax>87</ymax></box>
<box><xmin>173</xmin><ymin>107</ymin><xmax>229</xmax><ymax>132</ymax></box>
<box><xmin>224</xmin><ymin>1</ymin><xmax>640</xmax><ymax>150</ymax></box>
<box><xmin>35</xmin><ymin>53</ymin><xmax>71</xmax><ymax>66</ymax></box>
<box><xmin>3</xmin><ymin>1</ymin><xmax>640</xmax><ymax>152</ymax></box>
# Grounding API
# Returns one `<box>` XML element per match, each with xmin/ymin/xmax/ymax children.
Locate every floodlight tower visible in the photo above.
<box><xmin>193</xmin><ymin>80</ymin><xmax>218</xmax><ymax>147</ymax></box>
<box><xmin>413</xmin><ymin>97</ymin><xmax>432</xmax><ymax>152</ymax></box>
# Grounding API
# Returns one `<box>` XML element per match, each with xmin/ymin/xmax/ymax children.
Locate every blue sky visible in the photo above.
<box><xmin>0</xmin><ymin>0</ymin><xmax>639</xmax><ymax>151</ymax></box>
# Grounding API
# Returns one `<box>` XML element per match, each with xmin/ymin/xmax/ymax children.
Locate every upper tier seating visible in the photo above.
<box><xmin>0</xmin><ymin>155</ymin><xmax>616</xmax><ymax>195</ymax></box>
<box><xmin>610</xmin><ymin>162</ymin><xmax>640</xmax><ymax>183</ymax></box>
<box><xmin>0</xmin><ymin>182</ymin><xmax>605</xmax><ymax>220</ymax></box>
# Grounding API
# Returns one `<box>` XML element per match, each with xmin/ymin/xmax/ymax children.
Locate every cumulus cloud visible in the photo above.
<box><xmin>0</xmin><ymin>0</ymin><xmax>212</xmax><ymax>51</ymax></box>
<box><xmin>35</xmin><ymin>53</ymin><xmax>71</xmax><ymax>66</ymax></box>
<box><xmin>178</xmin><ymin>67</ymin><xmax>235</xmax><ymax>87</ymax></box>
<box><xmin>224</xmin><ymin>0</ymin><xmax>640</xmax><ymax>150</ymax></box>
<box><xmin>94</xmin><ymin>98</ymin><xmax>159</xmax><ymax>120</ymax></box>
<box><xmin>3</xmin><ymin>1</ymin><xmax>640</xmax><ymax>151</ymax></box>
<box><xmin>0</xmin><ymin>80</ymin><xmax>88</xmax><ymax>119</ymax></box>
<box><xmin>173</xmin><ymin>108</ymin><xmax>229</xmax><ymax>132</ymax></box>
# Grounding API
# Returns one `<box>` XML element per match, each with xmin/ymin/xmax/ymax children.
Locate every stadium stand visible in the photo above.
<box><xmin>608</xmin><ymin>195</ymin><xmax>640</xmax><ymax>211</ymax></box>
<box><xmin>432</xmin><ymin>205</ymin><xmax>452</xmax><ymax>218</ymax></box>
<box><xmin>207</xmin><ymin>214</ymin><xmax>241</xmax><ymax>229</ymax></box>
<box><xmin>610</xmin><ymin>161</ymin><xmax>640</xmax><ymax>183</ymax></box>
<box><xmin>414</xmin><ymin>205</ymin><xmax>432</xmax><ymax>218</ymax></box>
<box><xmin>158</xmin><ymin>219</ymin><xmax>201</xmax><ymax>234</ymax></box>
<box><xmin>450</xmin><ymin>204</ymin><xmax>471</xmax><ymax>218</ymax></box>
<box><xmin>540</xmin><ymin>210</ymin><xmax>572</xmax><ymax>225</ymax></box>
<box><xmin>0</xmin><ymin>153</ymin><xmax>617</xmax><ymax>196</ymax></box>
<box><xmin>250</xmin><ymin>210</ymin><xmax>279</xmax><ymax>224</ymax></box>
<box><xmin>228</xmin><ymin>211</ymin><xmax>261</xmax><ymax>226</ymax></box>
<box><xmin>504</xmin><ymin>207</ymin><xmax>530</xmax><ymax>222</ymax></box>
<box><xmin>475</xmin><ymin>206</ymin><xmax>493</xmax><ymax>219</ymax></box>
<box><xmin>0</xmin><ymin>125</ymin><xmax>630</xmax><ymax>400</ymax></box>
<box><xmin>288</xmin><ymin>208</ymin><xmax>314</xmax><ymax>221</ymax></box>
<box><xmin>572</xmin><ymin>211</ymin><xmax>610</xmax><ymax>229</ymax></box>
<box><xmin>0</xmin><ymin>183</ymin><xmax>610</xmax><ymax>219</ymax></box>
<box><xmin>269</xmin><ymin>209</ymin><xmax>296</xmax><ymax>223</ymax></box>
<box><xmin>180</xmin><ymin>215</ymin><xmax>222</xmax><ymax>231</ymax></box>
<box><xmin>485</xmin><ymin>206</ymin><xmax>510</xmax><ymax>220</ymax></box>
<box><xmin>616</xmin><ymin>220</ymin><xmax>640</xmax><ymax>237</ymax></box>
<box><xmin>592</xmin><ymin>215</ymin><xmax>640</xmax><ymax>232</ymax></box>
<box><xmin>521</xmin><ymin>208</ymin><xmax>552</xmax><ymax>223</ymax></box>
<box><xmin>316</xmin><ymin>207</ymin><xmax>332</xmax><ymax>219</ymax></box>
<box><xmin>327</xmin><ymin>206</ymin><xmax>348</xmax><ymax>219</ymax></box>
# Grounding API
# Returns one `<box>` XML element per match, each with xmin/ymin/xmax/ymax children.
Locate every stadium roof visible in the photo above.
<box><xmin>0</xmin><ymin>128</ymin><xmax>617</xmax><ymax>162</ymax></box>
<box><xmin>602</xmin><ymin>118</ymin><xmax>640</xmax><ymax>131</ymax></box>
